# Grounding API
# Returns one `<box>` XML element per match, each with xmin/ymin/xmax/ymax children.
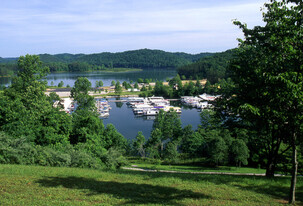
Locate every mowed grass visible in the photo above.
<box><xmin>129</xmin><ymin>162</ymin><xmax>267</xmax><ymax>174</ymax></box>
<box><xmin>0</xmin><ymin>164</ymin><xmax>302</xmax><ymax>206</ymax></box>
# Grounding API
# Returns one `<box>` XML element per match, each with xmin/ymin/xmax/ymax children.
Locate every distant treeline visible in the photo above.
<box><xmin>0</xmin><ymin>49</ymin><xmax>214</xmax><ymax>73</ymax></box>
<box><xmin>0</xmin><ymin>63</ymin><xmax>18</xmax><ymax>77</ymax></box>
<box><xmin>178</xmin><ymin>49</ymin><xmax>235</xmax><ymax>84</ymax></box>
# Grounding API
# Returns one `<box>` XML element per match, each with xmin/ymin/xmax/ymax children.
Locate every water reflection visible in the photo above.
<box><xmin>102</xmin><ymin>98</ymin><xmax>201</xmax><ymax>140</ymax></box>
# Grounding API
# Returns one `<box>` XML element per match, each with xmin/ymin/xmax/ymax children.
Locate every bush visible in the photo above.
<box><xmin>101</xmin><ymin>147</ymin><xmax>128</xmax><ymax>170</ymax></box>
<box><xmin>0</xmin><ymin>133</ymin><xmax>37</xmax><ymax>165</ymax></box>
<box><xmin>0</xmin><ymin>132</ymin><xmax>129</xmax><ymax>170</ymax></box>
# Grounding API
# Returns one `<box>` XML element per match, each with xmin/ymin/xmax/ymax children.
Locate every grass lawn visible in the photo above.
<box><xmin>126</xmin><ymin>162</ymin><xmax>267</xmax><ymax>174</ymax></box>
<box><xmin>0</xmin><ymin>164</ymin><xmax>302</xmax><ymax>205</ymax></box>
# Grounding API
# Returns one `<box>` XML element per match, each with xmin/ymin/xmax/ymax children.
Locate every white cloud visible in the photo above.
<box><xmin>0</xmin><ymin>0</ymin><xmax>265</xmax><ymax>57</ymax></box>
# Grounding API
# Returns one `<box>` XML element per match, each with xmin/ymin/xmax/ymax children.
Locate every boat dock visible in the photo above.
<box><xmin>108</xmin><ymin>99</ymin><xmax>179</xmax><ymax>103</ymax></box>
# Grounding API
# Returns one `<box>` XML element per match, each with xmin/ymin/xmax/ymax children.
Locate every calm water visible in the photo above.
<box><xmin>0</xmin><ymin>69</ymin><xmax>177</xmax><ymax>87</ymax></box>
<box><xmin>1</xmin><ymin>68</ymin><xmax>201</xmax><ymax>139</ymax></box>
<box><xmin>102</xmin><ymin>98</ymin><xmax>201</xmax><ymax>140</ymax></box>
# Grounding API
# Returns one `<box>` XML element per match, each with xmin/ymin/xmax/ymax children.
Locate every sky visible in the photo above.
<box><xmin>0</xmin><ymin>0</ymin><xmax>266</xmax><ymax>57</ymax></box>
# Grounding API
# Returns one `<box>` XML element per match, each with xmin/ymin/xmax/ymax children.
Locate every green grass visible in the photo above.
<box><xmin>127</xmin><ymin>162</ymin><xmax>267</xmax><ymax>174</ymax></box>
<box><xmin>0</xmin><ymin>164</ymin><xmax>302</xmax><ymax>205</ymax></box>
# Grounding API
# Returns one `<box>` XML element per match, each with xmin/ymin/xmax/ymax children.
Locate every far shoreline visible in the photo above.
<box><xmin>50</xmin><ymin>68</ymin><xmax>143</xmax><ymax>74</ymax></box>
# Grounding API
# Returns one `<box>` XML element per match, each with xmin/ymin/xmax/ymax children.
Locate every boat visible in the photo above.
<box><xmin>199</xmin><ymin>93</ymin><xmax>221</xmax><ymax>101</ymax></box>
<box><xmin>126</xmin><ymin>97</ymin><xmax>146</xmax><ymax>105</ymax></box>
<box><xmin>143</xmin><ymin>108</ymin><xmax>159</xmax><ymax>116</ymax></box>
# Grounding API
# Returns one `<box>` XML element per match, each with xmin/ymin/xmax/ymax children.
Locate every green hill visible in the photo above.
<box><xmin>178</xmin><ymin>49</ymin><xmax>235</xmax><ymax>83</ymax></box>
<box><xmin>0</xmin><ymin>49</ymin><xmax>216</xmax><ymax>72</ymax></box>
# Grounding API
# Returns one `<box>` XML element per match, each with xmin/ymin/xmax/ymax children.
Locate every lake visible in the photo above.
<box><xmin>0</xmin><ymin>68</ymin><xmax>177</xmax><ymax>87</ymax></box>
<box><xmin>1</xmin><ymin>68</ymin><xmax>202</xmax><ymax>140</ymax></box>
<box><xmin>102</xmin><ymin>98</ymin><xmax>201</xmax><ymax>140</ymax></box>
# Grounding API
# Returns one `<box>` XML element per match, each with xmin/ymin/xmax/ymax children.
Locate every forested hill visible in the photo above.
<box><xmin>0</xmin><ymin>49</ymin><xmax>214</xmax><ymax>72</ymax></box>
<box><xmin>74</xmin><ymin>49</ymin><xmax>213</xmax><ymax>68</ymax></box>
<box><xmin>0</xmin><ymin>57</ymin><xmax>18</xmax><ymax>63</ymax></box>
<box><xmin>177</xmin><ymin>49</ymin><xmax>235</xmax><ymax>84</ymax></box>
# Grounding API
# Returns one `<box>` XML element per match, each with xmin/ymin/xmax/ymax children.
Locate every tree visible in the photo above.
<box><xmin>0</xmin><ymin>55</ymin><xmax>71</xmax><ymax>145</ymax></box>
<box><xmin>146</xmin><ymin>128</ymin><xmax>162</xmax><ymax>159</ymax></box>
<box><xmin>203</xmin><ymin>81</ymin><xmax>212</xmax><ymax>94</ymax></box>
<box><xmin>95</xmin><ymin>80</ymin><xmax>99</xmax><ymax>88</ymax></box>
<box><xmin>102</xmin><ymin>124</ymin><xmax>127</xmax><ymax>150</ymax></box>
<box><xmin>148</xmin><ymin>109</ymin><xmax>182</xmax><ymax>159</ymax></box>
<box><xmin>195</xmin><ymin>77</ymin><xmax>203</xmax><ymax>95</ymax></box>
<box><xmin>144</xmin><ymin>78</ymin><xmax>150</xmax><ymax>84</ymax></box>
<box><xmin>152</xmin><ymin>110</ymin><xmax>182</xmax><ymax>142</ymax></box>
<box><xmin>70</xmin><ymin>109</ymin><xmax>104</xmax><ymax>145</ymax></box>
<box><xmin>229</xmin><ymin>139</ymin><xmax>249</xmax><ymax>167</ymax></box>
<box><xmin>220</xmin><ymin>0</ymin><xmax>303</xmax><ymax>203</ymax></box>
<box><xmin>111</xmin><ymin>80</ymin><xmax>116</xmax><ymax>86</ymax></box>
<box><xmin>99</xmin><ymin>80</ymin><xmax>103</xmax><ymax>87</ymax></box>
<box><xmin>70</xmin><ymin>77</ymin><xmax>95</xmax><ymax>111</ymax></box>
<box><xmin>140</xmin><ymin>85</ymin><xmax>147</xmax><ymax>91</ymax></box>
<box><xmin>133</xmin><ymin>131</ymin><xmax>146</xmax><ymax>157</ymax></box>
<box><xmin>134</xmin><ymin>82</ymin><xmax>139</xmax><ymax>89</ymax></box>
<box><xmin>58</xmin><ymin>81</ymin><xmax>64</xmax><ymax>87</ymax></box>
<box><xmin>206</xmin><ymin>132</ymin><xmax>228</xmax><ymax>166</ymax></box>
<box><xmin>115</xmin><ymin>81</ymin><xmax>122</xmax><ymax>94</ymax></box>
<box><xmin>137</xmin><ymin>78</ymin><xmax>144</xmax><ymax>83</ymax></box>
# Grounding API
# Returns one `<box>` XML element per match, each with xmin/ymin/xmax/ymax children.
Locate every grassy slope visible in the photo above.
<box><xmin>1</xmin><ymin>164</ymin><xmax>302</xmax><ymax>205</ymax></box>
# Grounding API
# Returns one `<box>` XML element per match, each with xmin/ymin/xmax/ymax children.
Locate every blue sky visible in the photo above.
<box><xmin>0</xmin><ymin>0</ymin><xmax>266</xmax><ymax>57</ymax></box>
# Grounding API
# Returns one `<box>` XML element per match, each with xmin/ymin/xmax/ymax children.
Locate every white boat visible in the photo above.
<box><xmin>127</xmin><ymin>97</ymin><xmax>146</xmax><ymax>105</ymax></box>
<box><xmin>99</xmin><ymin>111</ymin><xmax>109</xmax><ymax>118</ymax></box>
<box><xmin>197</xmin><ymin>102</ymin><xmax>209</xmax><ymax>109</ymax></box>
<box><xmin>199</xmin><ymin>93</ymin><xmax>220</xmax><ymax>101</ymax></box>
<box><xmin>143</xmin><ymin>109</ymin><xmax>159</xmax><ymax>116</ymax></box>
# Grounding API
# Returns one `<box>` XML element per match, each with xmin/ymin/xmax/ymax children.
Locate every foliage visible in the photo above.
<box><xmin>114</xmin><ymin>81</ymin><xmax>122</xmax><ymax>93</ymax></box>
<box><xmin>0</xmin><ymin>63</ymin><xmax>17</xmax><ymax>77</ymax></box>
<box><xmin>215</xmin><ymin>0</ymin><xmax>303</xmax><ymax>203</ymax></box>
<box><xmin>133</xmin><ymin>131</ymin><xmax>146</xmax><ymax>157</ymax></box>
<box><xmin>229</xmin><ymin>139</ymin><xmax>250</xmax><ymax>167</ymax></box>
<box><xmin>70</xmin><ymin>109</ymin><xmax>104</xmax><ymax>144</ymax></box>
<box><xmin>145</xmin><ymin>110</ymin><xmax>182</xmax><ymax>160</ymax></box>
<box><xmin>70</xmin><ymin>77</ymin><xmax>95</xmax><ymax>111</ymax></box>
<box><xmin>0</xmin><ymin>132</ymin><xmax>104</xmax><ymax>169</ymax></box>
<box><xmin>0</xmin><ymin>55</ymin><xmax>71</xmax><ymax>145</ymax></box>
<box><xmin>57</xmin><ymin>81</ymin><xmax>64</xmax><ymax>87</ymax></box>
<box><xmin>101</xmin><ymin>147</ymin><xmax>128</xmax><ymax>169</ymax></box>
<box><xmin>102</xmin><ymin>123</ymin><xmax>127</xmax><ymax>150</ymax></box>
<box><xmin>178</xmin><ymin>49</ymin><xmax>235</xmax><ymax>84</ymax></box>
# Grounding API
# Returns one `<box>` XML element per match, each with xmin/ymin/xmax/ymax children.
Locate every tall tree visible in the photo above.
<box><xmin>133</xmin><ymin>131</ymin><xmax>146</xmax><ymax>157</ymax></box>
<box><xmin>219</xmin><ymin>0</ymin><xmax>302</xmax><ymax>203</ymax></box>
<box><xmin>0</xmin><ymin>55</ymin><xmax>71</xmax><ymax>145</ymax></box>
<box><xmin>70</xmin><ymin>77</ymin><xmax>95</xmax><ymax>111</ymax></box>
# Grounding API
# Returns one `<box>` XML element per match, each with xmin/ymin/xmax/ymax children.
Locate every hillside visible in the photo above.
<box><xmin>178</xmin><ymin>49</ymin><xmax>235</xmax><ymax>83</ymax></box>
<box><xmin>1</xmin><ymin>164</ymin><xmax>301</xmax><ymax>205</ymax></box>
<box><xmin>0</xmin><ymin>49</ymin><xmax>215</xmax><ymax>72</ymax></box>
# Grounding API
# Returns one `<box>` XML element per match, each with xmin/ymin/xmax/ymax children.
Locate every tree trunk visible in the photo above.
<box><xmin>289</xmin><ymin>133</ymin><xmax>298</xmax><ymax>204</ymax></box>
<box><xmin>265</xmin><ymin>156</ymin><xmax>276</xmax><ymax>177</ymax></box>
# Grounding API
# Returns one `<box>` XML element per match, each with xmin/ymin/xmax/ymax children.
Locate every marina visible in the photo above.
<box><xmin>58</xmin><ymin>94</ymin><xmax>216</xmax><ymax>140</ymax></box>
<box><xmin>102</xmin><ymin>98</ymin><xmax>202</xmax><ymax>140</ymax></box>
